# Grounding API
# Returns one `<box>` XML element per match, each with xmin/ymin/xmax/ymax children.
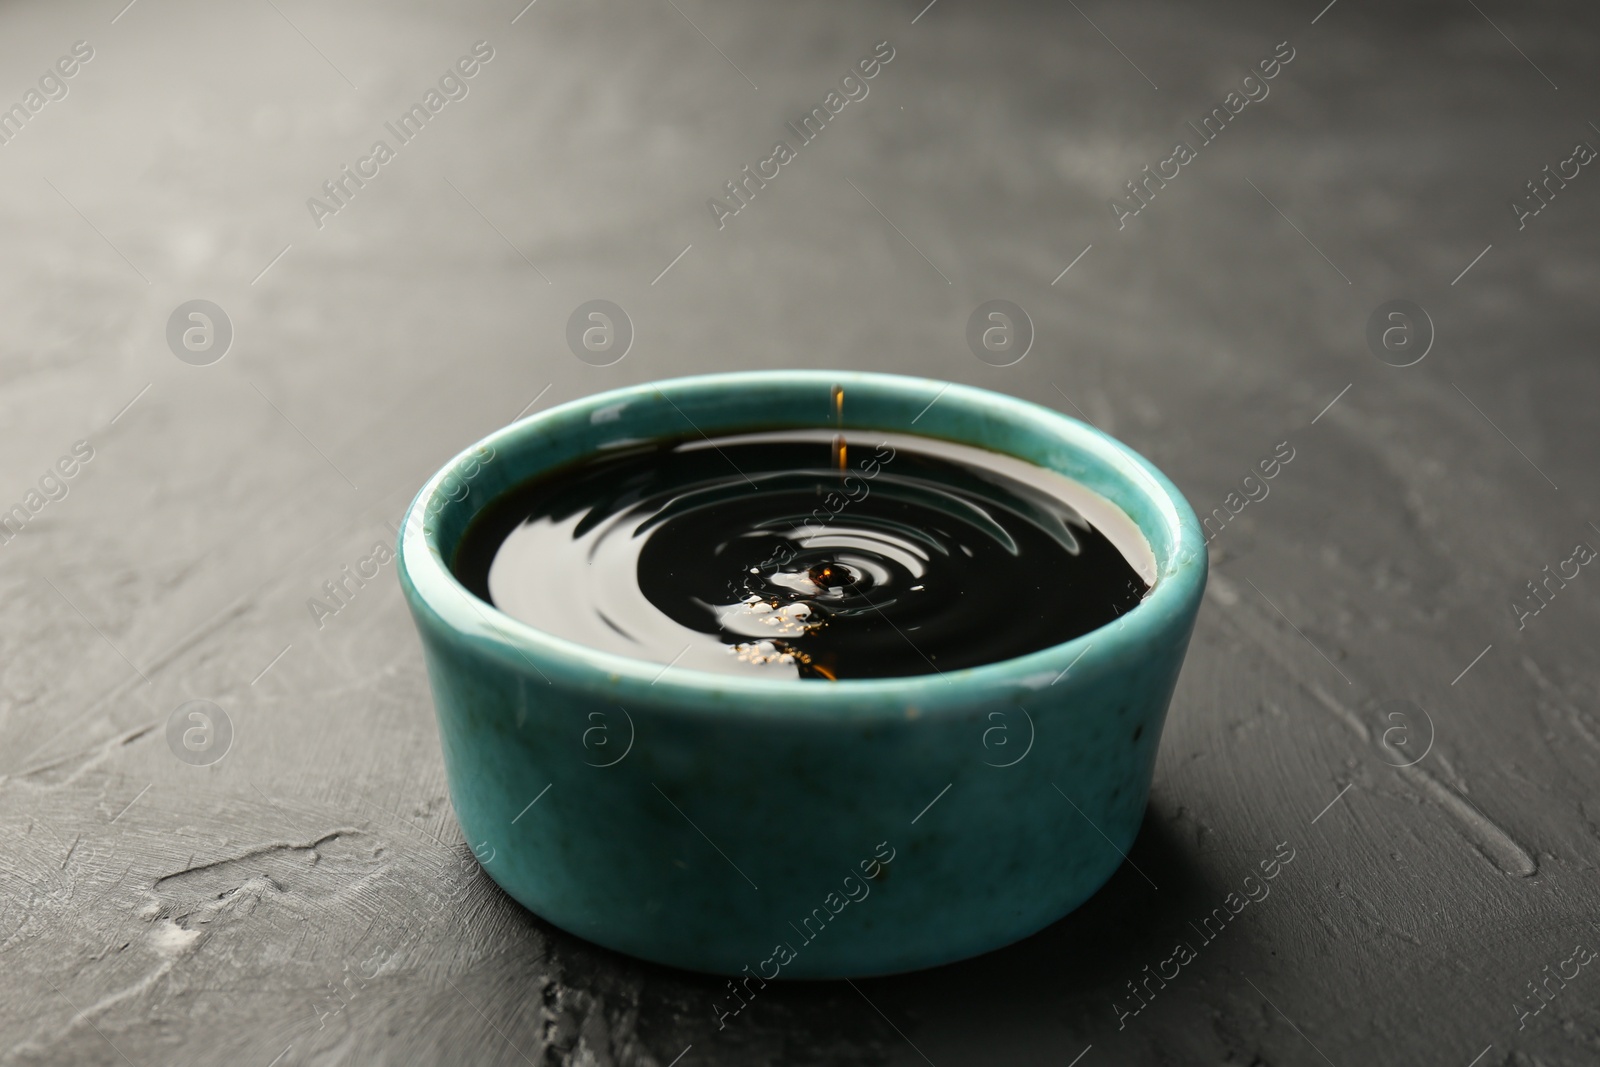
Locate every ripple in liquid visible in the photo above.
<box><xmin>452</xmin><ymin>430</ymin><xmax>1154</xmax><ymax>680</ymax></box>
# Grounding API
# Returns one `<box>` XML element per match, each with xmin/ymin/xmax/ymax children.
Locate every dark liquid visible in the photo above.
<box><xmin>452</xmin><ymin>430</ymin><xmax>1152</xmax><ymax>680</ymax></box>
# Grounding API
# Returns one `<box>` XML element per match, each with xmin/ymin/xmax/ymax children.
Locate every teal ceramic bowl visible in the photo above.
<box><xmin>397</xmin><ymin>370</ymin><xmax>1205</xmax><ymax>979</ymax></box>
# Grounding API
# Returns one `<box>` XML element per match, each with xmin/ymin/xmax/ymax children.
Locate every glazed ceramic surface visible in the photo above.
<box><xmin>397</xmin><ymin>371</ymin><xmax>1206</xmax><ymax>979</ymax></box>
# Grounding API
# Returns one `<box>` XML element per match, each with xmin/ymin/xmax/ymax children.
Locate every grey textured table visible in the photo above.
<box><xmin>2</xmin><ymin>0</ymin><xmax>1598</xmax><ymax>1064</ymax></box>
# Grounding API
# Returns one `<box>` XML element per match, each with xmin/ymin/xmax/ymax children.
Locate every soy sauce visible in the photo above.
<box><xmin>451</xmin><ymin>429</ymin><xmax>1153</xmax><ymax>680</ymax></box>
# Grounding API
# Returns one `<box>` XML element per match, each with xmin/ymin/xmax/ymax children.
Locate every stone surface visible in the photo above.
<box><xmin>0</xmin><ymin>0</ymin><xmax>1596</xmax><ymax>1064</ymax></box>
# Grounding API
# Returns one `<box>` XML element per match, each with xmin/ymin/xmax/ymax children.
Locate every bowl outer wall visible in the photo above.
<box><xmin>396</xmin><ymin>370</ymin><xmax>1206</xmax><ymax>978</ymax></box>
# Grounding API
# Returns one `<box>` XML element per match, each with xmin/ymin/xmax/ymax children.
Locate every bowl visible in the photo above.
<box><xmin>396</xmin><ymin>370</ymin><xmax>1206</xmax><ymax>978</ymax></box>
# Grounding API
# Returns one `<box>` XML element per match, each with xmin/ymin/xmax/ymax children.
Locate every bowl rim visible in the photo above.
<box><xmin>396</xmin><ymin>370</ymin><xmax>1206</xmax><ymax>715</ymax></box>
